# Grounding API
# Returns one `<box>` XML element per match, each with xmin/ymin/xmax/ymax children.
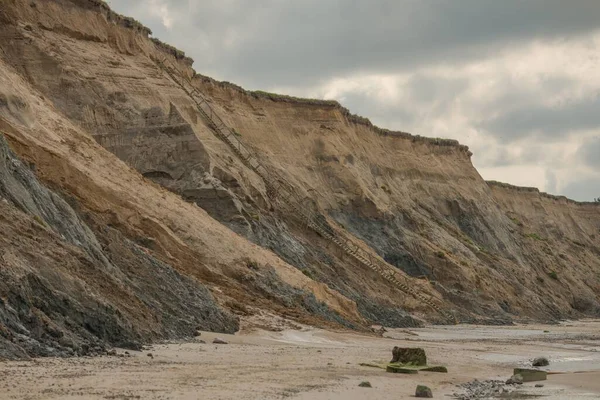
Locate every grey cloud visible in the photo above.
<box><xmin>108</xmin><ymin>0</ymin><xmax>600</xmax><ymax>88</ymax></box>
<box><xmin>338</xmin><ymin>90</ymin><xmax>416</xmax><ymax>129</ymax></box>
<box><xmin>561</xmin><ymin>176</ymin><xmax>600</xmax><ymax>202</ymax></box>
<box><xmin>471</xmin><ymin>143</ymin><xmax>557</xmax><ymax>169</ymax></box>
<box><xmin>545</xmin><ymin>170</ymin><xmax>558</xmax><ymax>194</ymax></box>
<box><xmin>480</xmin><ymin>94</ymin><xmax>600</xmax><ymax>143</ymax></box>
<box><xmin>478</xmin><ymin>76</ymin><xmax>576</xmax><ymax>118</ymax></box>
<box><xmin>406</xmin><ymin>74</ymin><xmax>469</xmax><ymax>105</ymax></box>
<box><xmin>576</xmin><ymin>136</ymin><xmax>600</xmax><ymax>168</ymax></box>
<box><xmin>479</xmin><ymin>147</ymin><xmax>516</xmax><ymax>168</ymax></box>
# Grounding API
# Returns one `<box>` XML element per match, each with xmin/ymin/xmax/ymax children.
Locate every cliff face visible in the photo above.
<box><xmin>198</xmin><ymin>80</ymin><xmax>600</xmax><ymax>322</ymax></box>
<box><xmin>0</xmin><ymin>0</ymin><xmax>599</xmax><ymax>358</ymax></box>
<box><xmin>0</xmin><ymin>0</ymin><xmax>361</xmax><ymax>359</ymax></box>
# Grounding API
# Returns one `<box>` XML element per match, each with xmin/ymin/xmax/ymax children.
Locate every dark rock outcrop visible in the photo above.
<box><xmin>415</xmin><ymin>385</ymin><xmax>433</xmax><ymax>398</ymax></box>
<box><xmin>0</xmin><ymin>134</ymin><xmax>238</xmax><ymax>359</ymax></box>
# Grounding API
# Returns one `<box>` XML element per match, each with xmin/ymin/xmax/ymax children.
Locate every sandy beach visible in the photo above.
<box><xmin>0</xmin><ymin>318</ymin><xmax>599</xmax><ymax>399</ymax></box>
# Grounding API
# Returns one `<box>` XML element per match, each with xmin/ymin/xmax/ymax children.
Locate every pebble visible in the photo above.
<box><xmin>454</xmin><ymin>379</ymin><xmax>514</xmax><ymax>400</ymax></box>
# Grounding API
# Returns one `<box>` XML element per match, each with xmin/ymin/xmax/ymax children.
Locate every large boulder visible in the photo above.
<box><xmin>391</xmin><ymin>347</ymin><xmax>427</xmax><ymax>365</ymax></box>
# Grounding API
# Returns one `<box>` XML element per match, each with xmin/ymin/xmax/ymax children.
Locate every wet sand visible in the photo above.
<box><xmin>550</xmin><ymin>372</ymin><xmax>600</xmax><ymax>393</ymax></box>
<box><xmin>0</xmin><ymin>319</ymin><xmax>599</xmax><ymax>399</ymax></box>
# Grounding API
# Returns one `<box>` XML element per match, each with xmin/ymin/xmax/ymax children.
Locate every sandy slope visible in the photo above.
<box><xmin>1</xmin><ymin>0</ymin><xmax>599</xmax><ymax>363</ymax></box>
<box><xmin>1</xmin><ymin>320</ymin><xmax>599</xmax><ymax>399</ymax></box>
<box><xmin>2</xmin><ymin>0</ymin><xmax>598</xmax><ymax>329</ymax></box>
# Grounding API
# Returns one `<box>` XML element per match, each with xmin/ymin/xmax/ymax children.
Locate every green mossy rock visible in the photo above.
<box><xmin>513</xmin><ymin>368</ymin><xmax>547</xmax><ymax>382</ymax></box>
<box><xmin>391</xmin><ymin>347</ymin><xmax>427</xmax><ymax>365</ymax></box>
<box><xmin>386</xmin><ymin>362</ymin><xmax>447</xmax><ymax>374</ymax></box>
<box><xmin>386</xmin><ymin>364</ymin><xmax>419</xmax><ymax>374</ymax></box>
<box><xmin>421</xmin><ymin>365</ymin><xmax>448</xmax><ymax>373</ymax></box>
<box><xmin>359</xmin><ymin>362</ymin><xmax>385</xmax><ymax>369</ymax></box>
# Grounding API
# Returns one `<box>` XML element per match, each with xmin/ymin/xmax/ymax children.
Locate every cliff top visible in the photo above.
<box><xmin>192</xmin><ymin>74</ymin><xmax>472</xmax><ymax>155</ymax></box>
<box><xmin>54</xmin><ymin>0</ymin><xmax>471</xmax><ymax>155</ymax></box>
<box><xmin>487</xmin><ymin>180</ymin><xmax>599</xmax><ymax>206</ymax></box>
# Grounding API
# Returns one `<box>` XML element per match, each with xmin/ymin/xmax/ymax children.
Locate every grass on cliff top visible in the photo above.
<box><xmin>250</xmin><ymin>90</ymin><xmax>339</xmax><ymax>106</ymax></box>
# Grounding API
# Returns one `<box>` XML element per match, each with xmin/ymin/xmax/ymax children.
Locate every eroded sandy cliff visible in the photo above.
<box><xmin>0</xmin><ymin>0</ymin><xmax>598</xmax><ymax>359</ymax></box>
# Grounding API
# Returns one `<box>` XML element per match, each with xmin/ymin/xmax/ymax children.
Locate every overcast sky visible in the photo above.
<box><xmin>107</xmin><ymin>0</ymin><xmax>600</xmax><ymax>201</ymax></box>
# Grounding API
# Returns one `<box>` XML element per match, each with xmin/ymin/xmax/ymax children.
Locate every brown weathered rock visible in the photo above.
<box><xmin>213</xmin><ymin>338</ymin><xmax>229</xmax><ymax>344</ymax></box>
<box><xmin>391</xmin><ymin>347</ymin><xmax>427</xmax><ymax>365</ymax></box>
<box><xmin>415</xmin><ymin>385</ymin><xmax>433</xmax><ymax>398</ymax></box>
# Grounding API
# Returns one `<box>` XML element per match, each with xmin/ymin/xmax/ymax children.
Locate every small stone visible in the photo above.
<box><xmin>147</xmin><ymin>353</ymin><xmax>154</xmax><ymax>358</ymax></box>
<box><xmin>415</xmin><ymin>385</ymin><xmax>433</xmax><ymax>398</ymax></box>
<box><xmin>535</xmin><ymin>384</ymin><xmax>545</xmax><ymax>388</ymax></box>
<box><xmin>358</xmin><ymin>381</ymin><xmax>372</xmax><ymax>388</ymax></box>
<box><xmin>532</xmin><ymin>357</ymin><xmax>549</xmax><ymax>367</ymax></box>
<box><xmin>194</xmin><ymin>331</ymin><xmax>202</xmax><ymax>337</ymax></box>
<box><xmin>107</xmin><ymin>349</ymin><xmax>117</xmax><ymax>356</ymax></box>
<box><xmin>506</xmin><ymin>374</ymin><xmax>524</xmax><ymax>385</ymax></box>
<box><xmin>213</xmin><ymin>337</ymin><xmax>228</xmax><ymax>344</ymax></box>
<box><xmin>198</xmin><ymin>339</ymin><xmax>206</xmax><ymax>344</ymax></box>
